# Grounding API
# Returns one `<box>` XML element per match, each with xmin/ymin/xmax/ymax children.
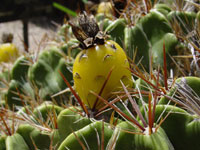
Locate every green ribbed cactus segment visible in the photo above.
<box><xmin>153</xmin><ymin>4</ymin><xmax>172</xmax><ymax>16</ymax></box>
<box><xmin>98</xmin><ymin>17</ymin><xmax>113</xmax><ymax>31</ymax></box>
<box><xmin>61</xmin><ymin>39</ymin><xmax>81</xmax><ymax>58</ymax></box>
<box><xmin>6</xmin><ymin>79</ymin><xmax>33</xmax><ymax>109</ymax></box>
<box><xmin>6</xmin><ymin>80</ymin><xmax>21</xmax><ymax>107</ymax></box>
<box><xmin>0</xmin><ymin>136</ymin><xmax>6</xmax><ymax>150</ymax></box>
<box><xmin>157</xmin><ymin>77</ymin><xmax>200</xmax><ymax>150</ymax></box>
<box><xmin>133</xmin><ymin>127</ymin><xmax>174</xmax><ymax>150</ymax></box>
<box><xmin>15</xmin><ymin>102</ymin><xmax>63</xmax><ymax>149</ymax></box>
<box><xmin>0</xmin><ymin>70</ymin><xmax>10</xmax><ymax>88</ymax></box>
<box><xmin>174</xmin><ymin>76</ymin><xmax>200</xmax><ymax>98</ymax></box>
<box><xmin>197</xmin><ymin>11</ymin><xmax>200</xmax><ymax>25</ymax></box>
<box><xmin>33</xmin><ymin>102</ymin><xmax>63</xmax><ymax>122</ymax></box>
<box><xmin>104</xmin><ymin>9</ymin><xmax>179</xmax><ymax>68</ymax></box>
<box><xmin>28</xmin><ymin>48</ymin><xmax>73</xmax><ymax>100</ymax></box>
<box><xmin>111</xmin><ymin>121</ymin><xmax>174</xmax><ymax>150</ymax></box>
<box><xmin>57</xmin><ymin>106</ymin><xmax>92</xmax><ymax>142</ymax></box>
<box><xmin>124</xmin><ymin>25</ymin><xmax>135</xmax><ymax>59</ymax></box>
<box><xmin>58</xmin><ymin>24</ymin><xmax>73</xmax><ymax>42</ymax></box>
<box><xmin>154</xmin><ymin>105</ymin><xmax>191</xmax><ymax>149</ymax></box>
<box><xmin>135</xmin><ymin>78</ymin><xmax>152</xmax><ymax>103</ymax></box>
<box><xmin>124</xmin><ymin>10</ymin><xmax>178</xmax><ymax>70</ymax></box>
<box><xmin>0</xmin><ymin>70</ymin><xmax>10</xmax><ymax>105</ymax></box>
<box><xmin>6</xmin><ymin>56</ymin><xmax>33</xmax><ymax>109</ymax></box>
<box><xmin>50</xmin><ymin>129</ymin><xmax>61</xmax><ymax>148</ymax></box>
<box><xmin>16</xmin><ymin>124</ymin><xmax>51</xmax><ymax>150</ymax></box>
<box><xmin>58</xmin><ymin>121</ymin><xmax>113</xmax><ymax>150</ymax></box>
<box><xmin>10</xmin><ymin>56</ymin><xmax>30</xmax><ymax>82</ymax></box>
<box><xmin>5</xmin><ymin>133</ymin><xmax>29</xmax><ymax>150</ymax></box>
<box><xmin>134</xmin><ymin>77</ymin><xmax>164</xmax><ymax>104</ymax></box>
<box><xmin>153</xmin><ymin>105</ymin><xmax>200</xmax><ymax>150</ymax></box>
<box><xmin>185</xmin><ymin>119</ymin><xmax>200</xmax><ymax>148</ymax></box>
<box><xmin>110</xmin><ymin>121</ymin><xmax>135</xmax><ymax>149</ymax></box>
<box><xmin>105</xmin><ymin>18</ymin><xmax>126</xmax><ymax>48</ymax></box>
<box><xmin>167</xmin><ymin>11</ymin><xmax>197</xmax><ymax>34</ymax></box>
<box><xmin>159</xmin><ymin>76</ymin><xmax>200</xmax><ymax>104</ymax></box>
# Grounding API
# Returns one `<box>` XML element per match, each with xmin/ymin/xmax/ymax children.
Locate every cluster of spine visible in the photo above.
<box><xmin>1</xmin><ymin>92</ymin><xmax>200</xmax><ymax>150</ymax></box>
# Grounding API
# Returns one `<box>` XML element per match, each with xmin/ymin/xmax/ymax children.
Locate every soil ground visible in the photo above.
<box><xmin>0</xmin><ymin>17</ymin><xmax>59</xmax><ymax>53</ymax></box>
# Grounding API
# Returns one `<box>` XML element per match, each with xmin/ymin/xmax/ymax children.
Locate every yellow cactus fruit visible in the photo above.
<box><xmin>71</xmin><ymin>12</ymin><xmax>132</xmax><ymax>110</ymax></box>
<box><xmin>0</xmin><ymin>43</ymin><xmax>19</xmax><ymax>63</ymax></box>
<box><xmin>97</xmin><ymin>2</ymin><xmax>114</xmax><ymax>17</ymax></box>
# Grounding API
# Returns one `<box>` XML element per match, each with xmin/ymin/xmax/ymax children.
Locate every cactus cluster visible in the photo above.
<box><xmin>0</xmin><ymin>0</ymin><xmax>200</xmax><ymax>150</ymax></box>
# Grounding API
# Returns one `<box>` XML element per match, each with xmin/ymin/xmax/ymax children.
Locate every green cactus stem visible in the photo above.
<box><xmin>57</xmin><ymin>106</ymin><xmax>92</xmax><ymax>142</ymax></box>
<box><xmin>33</xmin><ymin>102</ymin><xmax>63</xmax><ymax>123</ymax></box>
<box><xmin>61</xmin><ymin>39</ymin><xmax>81</xmax><ymax>58</ymax></box>
<box><xmin>5</xmin><ymin>133</ymin><xmax>29</xmax><ymax>150</ymax></box>
<box><xmin>111</xmin><ymin>121</ymin><xmax>174</xmax><ymax>150</ymax></box>
<box><xmin>153</xmin><ymin>105</ymin><xmax>200</xmax><ymax>150</ymax></box>
<box><xmin>105</xmin><ymin>18</ymin><xmax>126</xmax><ymax>48</ymax></box>
<box><xmin>0</xmin><ymin>136</ymin><xmax>6</xmax><ymax>150</ymax></box>
<box><xmin>6</xmin><ymin>56</ymin><xmax>33</xmax><ymax>109</ymax></box>
<box><xmin>58</xmin><ymin>121</ymin><xmax>113</xmax><ymax>150</ymax></box>
<box><xmin>127</xmin><ymin>10</ymin><xmax>178</xmax><ymax>70</ymax></box>
<box><xmin>153</xmin><ymin>4</ymin><xmax>172</xmax><ymax>16</ymax></box>
<box><xmin>167</xmin><ymin>11</ymin><xmax>197</xmax><ymax>34</ymax></box>
<box><xmin>28</xmin><ymin>48</ymin><xmax>73</xmax><ymax>101</ymax></box>
<box><xmin>159</xmin><ymin>76</ymin><xmax>200</xmax><ymax>105</ymax></box>
<box><xmin>16</xmin><ymin>124</ymin><xmax>51</xmax><ymax>150</ymax></box>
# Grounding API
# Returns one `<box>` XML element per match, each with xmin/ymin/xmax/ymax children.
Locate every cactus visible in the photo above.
<box><xmin>57</xmin><ymin>106</ymin><xmax>92</xmax><ymax>142</ymax></box>
<box><xmin>0</xmin><ymin>70</ymin><xmax>10</xmax><ymax>105</ymax></box>
<box><xmin>14</xmin><ymin>102</ymin><xmax>63</xmax><ymax>149</ymax></box>
<box><xmin>159</xmin><ymin>76</ymin><xmax>200</xmax><ymax>105</ymax></box>
<box><xmin>32</xmin><ymin>102</ymin><xmax>63</xmax><ymax>122</ymax></box>
<box><xmin>167</xmin><ymin>11</ymin><xmax>197</xmax><ymax>34</ymax></box>
<box><xmin>6</xmin><ymin>56</ymin><xmax>33</xmax><ymax>109</ymax></box>
<box><xmin>58</xmin><ymin>121</ymin><xmax>113</xmax><ymax>150</ymax></box>
<box><xmin>104</xmin><ymin>9</ymin><xmax>180</xmax><ymax>70</ymax></box>
<box><xmin>28</xmin><ymin>48</ymin><xmax>73</xmax><ymax>101</ymax></box>
<box><xmin>60</xmin><ymin>39</ymin><xmax>81</xmax><ymax>58</ymax></box>
<box><xmin>6</xmin><ymin>47</ymin><xmax>73</xmax><ymax>108</ymax></box>
<box><xmin>153</xmin><ymin>105</ymin><xmax>200</xmax><ymax>150</ymax></box>
<box><xmin>126</xmin><ymin>10</ymin><xmax>178</xmax><ymax>69</ymax></box>
<box><xmin>16</xmin><ymin>124</ymin><xmax>51</xmax><ymax>150</ymax></box>
<box><xmin>105</xmin><ymin>18</ymin><xmax>126</xmax><ymax>48</ymax></box>
<box><xmin>111</xmin><ymin>121</ymin><xmax>174</xmax><ymax>150</ymax></box>
<box><xmin>153</xmin><ymin>4</ymin><xmax>172</xmax><ymax>16</ymax></box>
<box><xmin>0</xmin><ymin>136</ymin><xmax>6</xmax><ymax>150</ymax></box>
<box><xmin>5</xmin><ymin>133</ymin><xmax>29</xmax><ymax>150</ymax></box>
<box><xmin>13</xmin><ymin>103</ymin><xmax>62</xmax><ymax>149</ymax></box>
<box><xmin>57</xmin><ymin>24</ymin><xmax>73</xmax><ymax>42</ymax></box>
<box><xmin>1</xmin><ymin>1</ymin><xmax>200</xmax><ymax>150</ymax></box>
